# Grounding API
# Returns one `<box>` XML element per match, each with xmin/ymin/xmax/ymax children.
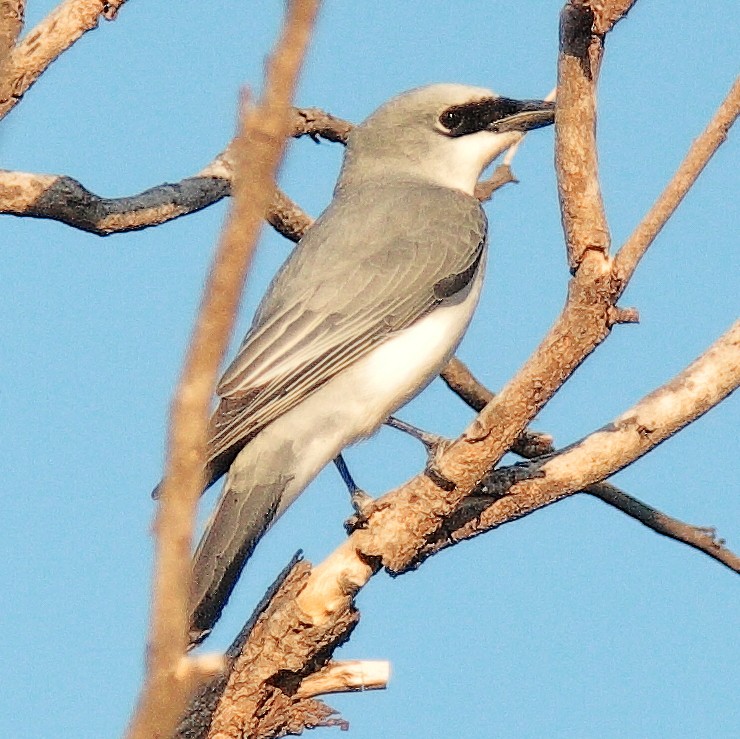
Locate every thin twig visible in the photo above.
<box><xmin>613</xmin><ymin>76</ymin><xmax>740</xmax><ymax>288</ymax></box>
<box><xmin>0</xmin><ymin>0</ymin><xmax>127</xmax><ymax>120</ymax></box>
<box><xmin>296</xmin><ymin>660</ymin><xmax>390</xmax><ymax>698</ymax></box>
<box><xmin>586</xmin><ymin>482</ymin><xmax>740</xmax><ymax>572</ymax></box>
<box><xmin>474</xmin><ymin>164</ymin><xmax>517</xmax><ymax>201</ymax></box>
<box><xmin>291</xmin><ymin>106</ymin><xmax>352</xmax><ymax>143</ymax></box>
<box><xmin>124</xmin><ymin>1</ymin><xmax>319</xmax><ymax>737</ymax></box>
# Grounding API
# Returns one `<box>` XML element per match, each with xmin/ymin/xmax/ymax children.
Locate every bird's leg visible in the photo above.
<box><xmin>385</xmin><ymin>416</ymin><xmax>456</xmax><ymax>491</ymax></box>
<box><xmin>333</xmin><ymin>453</ymin><xmax>374</xmax><ymax>514</ymax></box>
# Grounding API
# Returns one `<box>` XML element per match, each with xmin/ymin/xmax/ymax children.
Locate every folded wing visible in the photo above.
<box><xmin>204</xmin><ymin>184</ymin><xmax>487</xmax><ymax>482</ymax></box>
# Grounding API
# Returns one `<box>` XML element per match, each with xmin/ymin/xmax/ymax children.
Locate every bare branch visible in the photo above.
<box><xmin>592</xmin><ymin>0</ymin><xmax>638</xmax><ymax>35</ymax></box>
<box><xmin>176</xmin><ymin>554</ymin><xmax>305</xmax><ymax>739</ymax></box>
<box><xmin>440</xmin><ymin>359</ymin><xmax>737</xmax><ymax>570</ymax></box>
<box><xmin>424</xmin><ymin>321</ymin><xmax>740</xmax><ymax>562</ymax></box>
<box><xmin>124</xmin><ymin>1</ymin><xmax>320</xmax><ymax>737</ymax></box>
<box><xmin>296</xmin><ymin>660</ymin><xmax>390</xmax><ymax>698</ymax></box>
<box><xmin>0</xmin><ymin>170</ymin><xmax>231</xmax><ymax>234</ymax></box>
<box><xmin>267</xmin><ymin>187</ymin><xmax>314</xmax><ymax>243</ymax></box>
<box><xmin>292</xmin><ymin>106</ymin><xmax>352</xmax><ymax>143</ymax></box>
<box><xmin>556</xmin><ymin>3</ymin><xmax>610</xmax><ymax>270</ymax></box>
<box><xmin>208</xmin><ymin>560</ymin><xmax>354</xmax><ymax>738</ymax></box>
<box><xmin>0</xmin><ymin>107</ymin><xmax>344</xmax><ymax>236</ymax></box>
<box><xmin>473</xmin><ymin>164</ymin><xmax>517</xmax><ymax>201</ymax></box>
<box><xmin>0</xmin><ymin>168</ymin><xmax>316</xmax><ymax>240</ymax></box>
<box><xmin>542</xmin><ymin>320</ymin><xmax>739</xmax><ymax>489</ymax></box>
<box><xmin>613</xmin><ymin>76</ymin><xmax>740</xmax><ymax>287</ymax></box>
<box><xmin>0</xmin><ymin>0</ymin><xmax>128</xmax><ymax>120</ymax></box>
<box><xmin>439</xmin><ymin>356</ymin><xmax>494</xmax><ymax>411</ymax></box>
<box><xmin>280</xmin><ymin>0</ymin><xmax>740</xmax><ymax>583</ymax></box>
<box><xmin>440</xmin><ymin>357</ymin><xmax>554</xmax><ymax>457</ymax></box>
<box><xmin>0</xmin><ymin>1</ymin><xmax>24</xmax><ymax>97</ymax></box>
<box><xmin>586</xmin><ymin>482</ymin><xmax>740</xmax><ymax>573</ymax></box>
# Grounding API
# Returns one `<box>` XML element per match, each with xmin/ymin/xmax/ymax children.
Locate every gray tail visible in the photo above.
<box><xmin>187</xmin><ymin>441</ymin><xmax>298</xmax><ymax>646</ymax></box>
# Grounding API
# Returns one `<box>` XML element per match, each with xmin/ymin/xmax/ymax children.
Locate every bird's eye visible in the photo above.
<box><xmin>439</xmin><ymin>108</ymin><xmax>463</xmax><ymax>131</ymax></box>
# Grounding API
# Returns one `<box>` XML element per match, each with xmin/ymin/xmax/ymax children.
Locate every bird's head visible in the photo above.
<box><xmin>339</xmin><ymin>83</ymin><xmax>554</xmax><ymax>195</ymax></box>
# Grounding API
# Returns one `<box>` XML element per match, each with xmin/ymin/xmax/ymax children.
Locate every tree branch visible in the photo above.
<box><xmin>291</xmin><ymin>106</ymin><xmax>352</xmax><ymax>143</ymax></box>
<box><xmin>592</xmin><ymin>0</ymin><xmax>638</xmax><ymax>35</ymax></box>
<box><xmin>439</xmin><ymin>357</ymin><xmax>739</xmax><ymax>572</ymax></box>
<box><xmin>585</xmin><ymin>481</ymin><xmax>740</xmax><ymax>572</ymax></box>
<box><xmin>556</xmin><ymin>3</ymin><xmax>610</xmax><ymax>270</ymax></box>
<box><xmin>207</xmin><ymin>560</ymin><xmax>355</xmax><ymax>739</ymax></box>
<box><xmin>124</xmin><ymin>1</ymin><xmax>320</xmax><ymax>737</ymax></box>
<box><xmin>0</xmin><ymin>0</ymin><xmax>128</xmax><ymax>120</ymax></box>
<box><xmin>0</xmin><ymin>170</ymin><xmax>232</xmax><ymax>234</ymax></box>
<box><xmin>0</xmin><ymin>107</ymin><xmax>348</xmax><ymax>236</ymax></box>
<box><xmin>295</xmin><ymin>660</ymin><xmax>390</xmax><ymax>698</ymax></box>
<box><xmin>0</xmin><ymin>1</ymin><xmax>24</xmax><ymax>99</ymax></box>
<box><xmin>420</xmin><ymin>320</ymin><xmax>740</xmax><ymax>566</ymax></box>
<box><xmin>613</xmin><ymin>75</ymin><xmax>740</xmax><ymax>287</ymax></box>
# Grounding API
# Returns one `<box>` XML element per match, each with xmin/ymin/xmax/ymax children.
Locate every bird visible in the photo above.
<box><xmin>182</xmin><ymin>83</ymin><xmax>555</xmax><ymax>643</ymax></box>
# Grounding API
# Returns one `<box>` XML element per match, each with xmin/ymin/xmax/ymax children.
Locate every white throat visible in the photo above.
<box><xmin>420</xmin><ymin>129</ymin><xmax>520</xmax><ymax>195</ymax></box>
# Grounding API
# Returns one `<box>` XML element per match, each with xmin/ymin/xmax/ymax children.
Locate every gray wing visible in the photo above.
<box><xmin>205</xmin><ymin>184</ymin><xmax>487</xmax><ymax>476</ymax></box>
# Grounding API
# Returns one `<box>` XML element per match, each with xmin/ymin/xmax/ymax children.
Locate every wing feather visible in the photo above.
<box><xmin>204</xmin><ymin>184</ymin><xmax>487</xmax><ymax>476</ymax></box>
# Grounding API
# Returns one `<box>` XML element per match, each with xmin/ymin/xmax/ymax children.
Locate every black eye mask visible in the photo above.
<box><xmin>439</xmin><ymin>97</ymin><xmax>555</xmax><ymax>136</ymax></box>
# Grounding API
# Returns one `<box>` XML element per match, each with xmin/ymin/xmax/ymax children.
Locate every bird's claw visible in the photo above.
<box><xmin>344</xmin><ymin>490</ymin><xmax>392</xmax><ymax>533</ymax></box>
<box><xmin>385</xmin><ymin>416</ymin><xmax>456</xmax><ymax>490</ymax></box>
<box><xmin>350</xmin><ymin>487</ymin><xmax>374</xmax><ymax>515</ymax></box>
<box><xmin>423</xmin><ymin>437</ymin><xmax>456</xmax><ymax>491</ymax></box>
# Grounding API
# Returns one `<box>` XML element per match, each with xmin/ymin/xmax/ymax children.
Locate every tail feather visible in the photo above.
<box><xmin>187</xmin><ymin>439</ymin><xmax>298</xmax><ymax>646</ymax></box>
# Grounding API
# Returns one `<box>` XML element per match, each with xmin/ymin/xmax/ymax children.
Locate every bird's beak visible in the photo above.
<box><xmin>486</xmin><ymin>98</ymin><xmax>555</xmax><ymax>134</ymax></box>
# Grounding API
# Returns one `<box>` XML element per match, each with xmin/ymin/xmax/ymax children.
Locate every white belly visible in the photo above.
<box><xmin>251</xmin><ymin>257</ymin><xmax>486</xmax><ymax>517</ymax></box>
<box><xmin>344</xmin><ymin>262</ymin><xmax>485</xmax><ymax>434</ymax></box>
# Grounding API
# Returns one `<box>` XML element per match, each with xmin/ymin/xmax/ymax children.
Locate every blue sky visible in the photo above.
<box><xmin>1</xmin><ymin>2</ymin><xmax>738</xmax><ymax>737</ymax></box>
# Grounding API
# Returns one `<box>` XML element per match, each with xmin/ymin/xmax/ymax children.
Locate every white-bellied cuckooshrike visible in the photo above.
<box><xmin>170</xmin><ymin>84</ymin><xmax>554</xmax><ymax>643</ymax></box>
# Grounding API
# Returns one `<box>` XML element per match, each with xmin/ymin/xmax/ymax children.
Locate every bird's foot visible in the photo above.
<box><xmin>333</xmin><ymin>453</ymin><xmax>372</xmax><ymax>511</ymax></box>
<box><xmin>350</xmin><ymin>487</ymin><xmax>375</xmax><ymax>516</ymax></box>
<box><xmin>333</xmin><ymin>453</ymin><xmax>389</xmax><ymax>528</ymax></box>
<box><xmin>386</xmin><ymin>416</ymin><xmax>446</xmax><ymax>451</ymax></box>
<box><xmin>423</xmin><ymin>438</ymin><xmax>456</xmax><ymax>491</ymax></box>
<box><xmin>385</xmin><ymin>416</ymin><xmax>456</xmax><ymax>491</ymax></box>
<box><xmin>344</xmin><ymin>489</ymin><xmax>397</xmax><ymax>533</ymax></box>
